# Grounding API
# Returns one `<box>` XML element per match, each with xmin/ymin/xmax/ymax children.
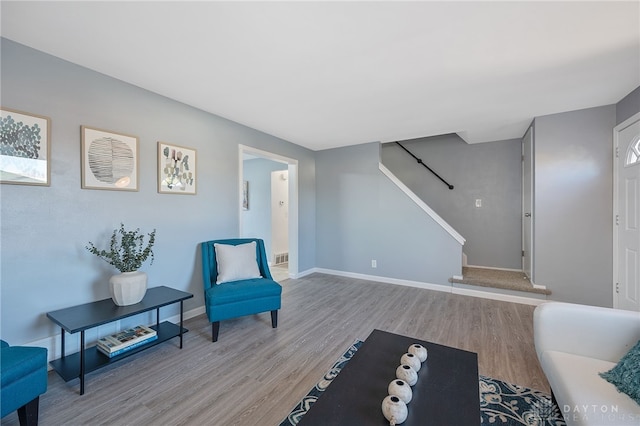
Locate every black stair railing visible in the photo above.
<box><xmin>395</xmin><ymin>142</ymin><xmax>454</xmax><ymax>190</ymax></box>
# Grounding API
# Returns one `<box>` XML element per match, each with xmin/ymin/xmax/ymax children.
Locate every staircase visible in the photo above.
<box><xmin>450</xmin><ymin>267</ymin><xmax>551</xmax><ymax>300</ymax></box>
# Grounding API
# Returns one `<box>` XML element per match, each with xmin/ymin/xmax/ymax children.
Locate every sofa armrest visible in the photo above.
<box><xmin>534</xmin><ymin>302</ymin><xmax>640</xmax><ymax>363</ymax></box>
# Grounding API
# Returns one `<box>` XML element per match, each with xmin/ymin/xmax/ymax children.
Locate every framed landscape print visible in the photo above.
<box><xmin>81</xmin><ymin>126</ymin><xmax>139</xmax><ymax>191</ymax></box>
<box><xmin>0</xmin><ymin>107</ymin><xmax>51</xmax><ymax>186</ymax></box>
<box><xmin>157</xmin><ymin>141</ymin><xmax>197</xmax><ymax>195</ymax></box>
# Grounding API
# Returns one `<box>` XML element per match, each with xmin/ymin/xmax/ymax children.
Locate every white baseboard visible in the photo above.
<box><xmin>314</xmin><ymin>268</ymin><xmax>449</xmax><ymax>292</ymax></box>
<box><xmin>292</xmin><ymin>267</ymin><xmax>317</xmax><ymax>279</ymax></box>
<box><xmin>25</xmin><ymin>305</ymin><xmax>206</xmax><ymax>366</ymax></box>
<box><xmin>310</xmin><ymin>268</ymin><xmax>546</xmax><ymax>306</ymax></box>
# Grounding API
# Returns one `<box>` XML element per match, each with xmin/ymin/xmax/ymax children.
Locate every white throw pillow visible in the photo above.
<box><xmin>214</xmin><ymin>241</ymin><xmax>261</xmax><ymax>284</ymax></box>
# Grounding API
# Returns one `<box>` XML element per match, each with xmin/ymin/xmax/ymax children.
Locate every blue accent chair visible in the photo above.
<box><xmin>1</xmin><ymin>340</ymin><xmax>47</xmax><ymax>426</ymax></box>
<box><xmin>201</xmin><ymin>238</ymin><xmax>282</xmax><ymax>342</ymax></box>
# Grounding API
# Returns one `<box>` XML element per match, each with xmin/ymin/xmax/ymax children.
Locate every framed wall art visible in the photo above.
<box><xmin>1</xmin><ymin>107</ymin><xmax>51</xmax><ymax>186</ymax></box>
<box><xmin>81</xmin><ymin>126</ymin><xmax>139</xmax><ymax>191</ymax></box>
<box><xmin>242</xmin><ymin>180</ymin><xmax>249</xmax><ymax>210</ymax></box>
<box><xmin>157</xmin><ymin>141</ymin><xmax>197</xmax><ymax>195</ymax></box>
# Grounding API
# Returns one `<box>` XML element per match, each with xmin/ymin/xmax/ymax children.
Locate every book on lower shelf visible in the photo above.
<box><xmin>97</xmin><ymin>334</ymin><xmax>158</xmax><ymax>358</ymax></box>
<box><xmin>97</xmin><ymin>325</ymin><xmax>157</xmax><ymax>354</ymax></box>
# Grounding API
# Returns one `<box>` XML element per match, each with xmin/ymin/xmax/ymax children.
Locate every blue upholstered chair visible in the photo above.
<box><xmin>201</xmin><ymin>238</ymin><xmax>282</xmax><ymax>342</ymax></box>
<box><xmin>1</xmin><ymin>340</ymin><xmax>47</xmax><ymax>426</ymax></box>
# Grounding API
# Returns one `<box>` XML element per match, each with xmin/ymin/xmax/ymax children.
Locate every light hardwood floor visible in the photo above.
<box><xmin>3</xmin><ymin>273</ymin><xmax>549</xmax><ymax>426</ymax></box>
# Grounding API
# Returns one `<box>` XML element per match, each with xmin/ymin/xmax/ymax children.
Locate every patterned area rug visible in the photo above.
<box><xmin>280</xmin><ymin>340</ymin><xmax>566</xmax><ymax>426</ymax></box>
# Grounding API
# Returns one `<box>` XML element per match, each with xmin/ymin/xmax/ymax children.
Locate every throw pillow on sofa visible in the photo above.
<box><xmin>599</xmin><ymin>339</ymin><xmax>640</xmax><ymax>405</ymax></box>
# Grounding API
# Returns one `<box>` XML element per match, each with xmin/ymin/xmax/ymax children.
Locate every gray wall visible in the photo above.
<box><xmin>315</xmin><ymin>142</ymin><xmax>462</xmax><ymax>286</ymax></box>
<box><xmin>0</xmin><ymin>38</ymin><xmax>316</xmax><ymax>346</ymax></box>
<box><xmin>381</xmin><ymin>135</ymin><xmax>522</xmax><ymax>270</ymax></box>
<box><xmin>533</xmin><ymin>105</ymin><xmax>616</xmax><ymax>307</ymax></box>
<box><xmin>616</xmin><ymin>86</ymin><xmax>640</xmax><ymax>125</ymax></box>
<box><xmin>242</xmin><ymin>157</ymin><xmax>288</xmax><ymax>259</ymax></box>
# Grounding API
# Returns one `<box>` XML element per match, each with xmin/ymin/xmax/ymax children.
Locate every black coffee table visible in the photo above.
<box><xmin>299</xmin><ymin>329</ymin><xmax>480</xmax><ymax>425</ymax></box>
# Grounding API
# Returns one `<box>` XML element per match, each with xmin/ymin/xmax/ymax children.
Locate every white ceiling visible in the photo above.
<box><xmin>2</xmin><ymin>1</ymin><xmax>639</xmax><ymax>151</ymax></box>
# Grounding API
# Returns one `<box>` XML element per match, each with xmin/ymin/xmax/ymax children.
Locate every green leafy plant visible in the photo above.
<box><xmin>86</xmin><ymin>223</ymin><xmax>156</xmax><ymax>273</ymax></box>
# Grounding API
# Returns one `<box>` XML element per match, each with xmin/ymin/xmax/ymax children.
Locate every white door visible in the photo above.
<box><xmin>522</xmin><ymin>126</ymin><xmax>534</xmax><ymax>281</ymax></box>
<box><xmin>614</xmin><ymin>113</ymin><xmax>640</xmax><ymax>312</ymax></box>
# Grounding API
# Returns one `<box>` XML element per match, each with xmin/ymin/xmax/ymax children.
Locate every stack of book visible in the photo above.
<box><xmin>97</xmin><ymin>325</ymin><xmax>157</xmax><ymax>358</ymax></box>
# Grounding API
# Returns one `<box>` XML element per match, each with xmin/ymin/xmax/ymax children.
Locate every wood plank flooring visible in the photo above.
<box><xmin>2</xmin><ymin>273</ymin><xmax>549</xmax><ymax>426</ymax></box>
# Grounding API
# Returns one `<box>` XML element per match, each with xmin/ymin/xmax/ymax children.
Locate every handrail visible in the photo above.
<box><xmin>395</xmin><ymin>142</ymin><xmax>454</xmax><ymax>190</ymax></box>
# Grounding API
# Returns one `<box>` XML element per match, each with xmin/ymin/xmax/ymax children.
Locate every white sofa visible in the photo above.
<box><xmin>534</xmin><ymin>302</ymin><xmax>640</xmax><ymax>425</ymax></box>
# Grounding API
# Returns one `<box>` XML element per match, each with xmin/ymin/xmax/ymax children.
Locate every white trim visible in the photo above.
<box><xmin>465</xmin><ymin>264</ymin><xmax>523</xmax><ymax>273</ymax></box>
<box><xmin>314</xmin><ymin>268</ymin><xmax>450</xmax><ymax>292</ymax></box>
<box><xmin>23</xmin><ymin>306</ymin><xmax>206</xmax><ymax>366</ymax></box>
<box><xmin>239</xmin><ymin>144</ymin><xmax>297</xmax><ymax>165</ymax></box>
<box><xmin>612</xmin><ymin>111</ymin><xmax>640</xmax><ymax>309</ymax></box>
<box><xmin>311</xmin><ymin>268</ymin><xmax>546</xmax><ymax>306</ymax></box>
<box><xmin>292</xmin><ymin>267</ymin><xmax>316</xmax><ymax>279</ymax></box>
<box><xmin>239</xmin><ymin>144</ymin><xmax>299</xmax><ymax>277</ymax></box>
<box><xmin>378</xmin><ymin>163</ymin><xmax>465</xmax><ymax>245</ymax></box>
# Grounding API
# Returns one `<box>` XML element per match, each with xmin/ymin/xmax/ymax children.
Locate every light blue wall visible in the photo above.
<box><xmin>533</xmin><ymin>105</ymin><xmax>616</xmax><ymax>307</ymax></box>
<box><xmin>381</xmin><ymin>135</ymin><xmax>522</xmax><ymax>270</ymax></box>
<box><xmin>242</xmin><ymin>158</ymin><xmax>288</xmax><ymax>259</ymax></box>
<box><xmin>315</xmin><ymin>142</ymin><xmax>462</xmax><ymax>286</ymax></box>
<box><xmin>0</xmin><ymin>38</ymin><xmax>316</xmax><ymax>345</ymax></box>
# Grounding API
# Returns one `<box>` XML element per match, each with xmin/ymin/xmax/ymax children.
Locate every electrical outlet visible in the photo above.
<box><xmin>371</xmin><ymin>259</ymin><xmax>377</xmax><ymax>268</ymax></box>
<box><xmin>475</xmin><ymin>199</ymin><xmax>482</xmax><ymax>208</ymax></box>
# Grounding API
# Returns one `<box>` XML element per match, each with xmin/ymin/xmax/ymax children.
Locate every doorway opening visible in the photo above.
<box><xmin>238</xmin><ymin>145</ymin><xmax>299</xmax><ymax>280</ymax></box>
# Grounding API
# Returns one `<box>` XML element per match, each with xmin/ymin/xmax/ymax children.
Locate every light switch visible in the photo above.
<box><xmin>475</xmin><ymin>199</ymin><xmax>482</xmax><ymax>208</ymax></box>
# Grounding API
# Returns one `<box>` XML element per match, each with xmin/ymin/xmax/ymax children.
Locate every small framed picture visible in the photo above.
<box><xmin>242</xmin><ymin>180</ymin><xmax>249</xmax><ymax>210</ymax></box>
<box><xmin>1</xmin><ymin>107</ymin><xmax>51</xmax><ymax>186</ymax></box>
<box><xmin>81</xmin><ymin>126</ymin><xmax>139</xmax><ymax>191</ymax></box>
<box><xmin>157</xmin><ymin>141</ymin><xmax>197</xmax><ymax>195</ymax></box>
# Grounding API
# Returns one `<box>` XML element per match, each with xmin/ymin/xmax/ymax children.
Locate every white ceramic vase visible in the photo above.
<box><xmin>408</xmin><ymin>344</ymin><xmax>428</xmax><ymax>362</ymax></box>
<box><xmin>400</xmin><ymin>352</ymin><xmax>421</xmax><ymax>372</ymax></box>
<box><xmin>381</xmin><ymin>395</ymin><xmax>408</xmax><ymax>425</ymax></box>
<box><xmin>388</xmin><ymin>379</ymin><xmax>412</xmax><ymax>404</ymax></box>
<box><xmin>109</xmin><ymin>271</ymin><xmax>147</xmax><ymax>306</ymax></box>
<box><xmin>395</xmin><ymin>364</ymin><xmax>418</xmax><ymax>386</ymax></box>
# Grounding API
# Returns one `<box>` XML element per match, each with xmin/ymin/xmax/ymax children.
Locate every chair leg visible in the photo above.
<box><xmin>271</xmin><ymin>310</ymin><xmax>278</xmax><ymax>328</ymax></box>
<box><xmin>17</xmin><ymin>396</ymin><xmax>39</xmax><ymax>426</ymax></box>
<box><xmin>212</xmin><ymin>321</ymin><xmax>220</xmax><ymax>342</ymax></box>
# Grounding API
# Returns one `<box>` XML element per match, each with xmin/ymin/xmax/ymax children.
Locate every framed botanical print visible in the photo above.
<box><xmin>81</xmin><ymin>126</ymin><xmax>139</xmax><ymax>191</ymax></box>
<box><xmin>157</xmin><ymin>141</ymin><xmax>197</xmax><ymax>195</ymax></box>
<box><xmin>0</xmin><ymin>107</ymin><xmax>51</xmax><ymax>186</ymax></box>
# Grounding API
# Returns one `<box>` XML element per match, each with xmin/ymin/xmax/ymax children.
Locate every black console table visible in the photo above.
<box><xmin>46</xmin><ymin>286</ymin><xmax>193</xmax><ymax>395</ymax></box>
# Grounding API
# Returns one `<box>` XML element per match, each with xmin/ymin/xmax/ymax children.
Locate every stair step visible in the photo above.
<box><xmin>449</xmin><ymin>267</ymin><xmax>551</xmax><ymax>296</ymax></box>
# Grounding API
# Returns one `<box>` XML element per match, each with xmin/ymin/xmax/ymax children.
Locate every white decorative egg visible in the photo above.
<box><xmin>408</xmin><ymin>343</ymin><xmax>428</xmax><ymax>362</ymax></box>
<box><xmin>395</xmin><ymin>364</ymin><xmax>418</xmax><ymax>386</ymax></box>
<box><xmin>388</xmin><ymin>379</ymin><xmax>412</xmax><ymax>404</ymax></box>
<box><xmin>400</xmin><ymin>352</ymin><xmax>421</xmax><ymax>372</ymax></box>
<box><xmin>381</xmin><ymin>395</ymin><xmax>408</xmax><ymax>425</ymax></box>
